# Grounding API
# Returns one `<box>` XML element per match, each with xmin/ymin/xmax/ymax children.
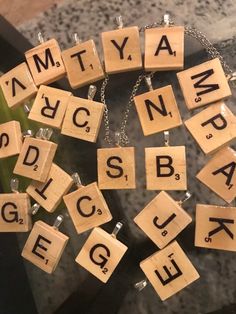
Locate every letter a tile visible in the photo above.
<box><xmin>22</xmin><ymin>220</ymin><xmax>69</xmax><ymax>273</ymax></box>
<box><xmin>75</xmin><ymin>227</ymin><xmax>127</xmax><ymax>283</ymax></box>
<box><xmin>25</xmin><ymin>39</ymin><xmax>66</xmax><ymax>86</ymax></box>
<box><xmin>134</xmin><ymin>191</ymin><xmax>192</xmax><ymax>248</ymax></box>
<box><xmin>0</xmin><ymin>121</ymin><xmax>22</xmax><ymax>159</ymax></box>
<box><xmin>97</xmin><ymin>147</ymin><xmax>136</xmax><ymax>189</ymax></box>
<box><xmin>28</xmin><ymin>85</ymin><xmax>72</xmax><ymax>129</ymax></box>
<box><xmin>101</xmin><ymin>26</ymin><xmax>142</xmax><ymax>74</ymax></box>
<box><xmin>145</xmin><ymin>146</ymin><xmax>187</xmax><ymax>190</ymax></box>
<box><xmin>177</xmin><ymin>58</ymin><xmax>231</xmax><ymax>110</ymax></box>
<box><xmin>185</xmin><ymin>102</ymin><xmax>236</xmax><ymax>154</ymax></box>
<box><xmin>140</xmin><ymin>241</ymin><xmax>199</xmax><ymax>300</ymax></box>
<box><xmin>63</xmin><ymin>182</ymin><xmax>112</xmax><ymax>234</ymax></box>
<box><xmin>195</xmin><ymin>204</ymin><xmax>236</xmax><ymax>252</ymax></box>
<box><xmin>14</xmin><ymin>137</ymin><xmax>57</xmax><ymax>182</ymax></box>
<box><xmin>134</xmin><ymin>85</ymin><xmax>182</xmax><ymax>136</ymax></box>
<box><xmin>196</xmin><ymin>147</ymin><xmax>236</xmax><ymax>203</ymax></box>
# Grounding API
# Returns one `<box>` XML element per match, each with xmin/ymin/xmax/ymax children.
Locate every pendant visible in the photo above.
<box><xmin>0</xmin><ymin>120</ymin><xmax>22</xmax><ymax>158</ymax></box>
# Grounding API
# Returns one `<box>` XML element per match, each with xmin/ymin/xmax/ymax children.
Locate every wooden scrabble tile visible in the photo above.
<box><xmin>27</xmin><ymin>163</ymin><xmax>73</xmax><ymax>213</ymax></box>
<box><xmin>62</xmin><ymin>39</ymin><xmax>105</xmax><ymax>89</ymax></box>
<box><xmin>145</xmin><ymin>26</ymin><xmax>184</xmax><ymax>71</ymax></box>
<box><xmin>75</xmin><ymin>227</ymin><xmax>127</xmax><ymax>282</ymax></box>
<box><xmin>0</xmin><ymin>62</ymin><xmax>37</xmax><ymax>109</ymax></box>
<box><xmin>25</xmin><ymin>39</ymin><xmax>66</xmax><ymax>86</ymax></box>
<box><xmin>134</xmin><ymin>191</ymin><xmax>192</xmax><ymax>249</ymax></box>
<box><xmin>145</xmin><ymin>146</ymin><xmax>187</xmax><ymax>190</ymax></box>
<box><xmin>196</xmin><ymin>147</ymin><xmax>236</xmax><ymax>203</ymax></box>
<box><xmin>97</xmin><ymin>147</ymin><xmax>136</xmax><ymax>189</ymax></box>
<box><xmin>140</xmin><ymin>240</ymin><xmax>199</xmax><ymax>301</ymax></box>
<box><xmin>61</xmin><ymin>96</ymin><xmax>104</xmax><ymax>143</ymax></box>
<box><xmin>14</xmin><ymin>137</ymin><xmax>57</xmax><ymax>182</ymax></box>
<box><xmin>0</xmin><ymin>121</ymin><xmax>22</xmax><ymax>159</ymax></box>
<box><xmin>134</xmin><ymin>85</ymin><xmax>182</xmax><ymax>136</ymax></box>
<box><xmin>63</xmin><ymin>182</ymin><xmax>112</xmax><ymax>234</ymax></box>
<box><xmin>22</xmin><ymin>220</ymin><xmax>69</xmax><ymax>273</ymax></box>
<box><xmin>28</xmin><ymin>85</ymin><xmax>71</xmax><ymax>129</ymax></box>
<box><xmin>177</xmin><ymin>58</ymin><xmax>232</xmax><ymax>110</ymax></box>
<box><xmin>101</xmin><ymin>26</ymin><xmax>142</xmax><ymax>74</ymax></box>
<box><xmin>0</xmin><ymin>193</ymin><xmax>31</xmax><ymax>232</ymax></box>
<box><xmin>195</xmin><ymin>204</ymin><xmax>236</xmax><ymax>252</ymax></box>
<box><xmin>185</xmin><ymin>102</ymin><xmax>236</xmax><ymax>154</ymax></box>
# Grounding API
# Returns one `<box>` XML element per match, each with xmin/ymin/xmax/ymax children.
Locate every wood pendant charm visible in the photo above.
<box><xmin>134</xmin><ymin>191</ymin><xmax>192</xmax><ymax>249</ymax></box>
<box><xmin>28</xmin><ymin>85</ymin><xmax>72</xmax><ymax>129</ymax></box>
<box><xmin>21</xmin><ymin>220</ymin><xmax>69</xmax><ymax>273</ymax></box>
<box><xmin>25</xmin><ymin>39</ymin><xmax>66</xmax><ymax>86</ymax></box>
<box><xmin>0</xmin><ymin>120</ymin><xmax>22</xmax><ymax>159</ymax></box>
<box><xmin>134</xmin><ymin>85</ymin><xmax>182</xmax><ymax>136</ymax></box>
<box><xmin>177</xmin><ymin>58</ymin><xmax>231</xmax><ymax>110</ymax></box>
<box><xmin>196</xmin><ymin>146</ymin><xmax>236</xmax><ymax>203</ymax></box>
<box><xmin>63</xmin><ymin>182</ymin><xmax>112</xmax><ymax>234</ymax></box>
<box><xmin>145</xmin><ymin>146</ymin><xmax>187</xmax><ymax>190</ymax></box>
<box><xmin>140</xmin><ymin>241</ymin><xmax>200</xmax><ymax>301</ymax></box>
<box><xmin>101</xmin><ymin>26</ymin><xmax>142</xmax><ymax>74</ymax></box>
<box><xmin>0</xmin><ymin>193</ymin><xmax>31</xmax><ymax>232</ymax></box>
<box><xmin>13</xmin><ymin>137</ymin><xmax>57</xmax><ymax>182</ymax></box>
<box><xmin>75</xmin><ymin>227</ymin><xmax>127</xmax><ymax>283</ymax></box>
<box><xmin>27</xmin><ymin>163</ymin><xmax>73</xmax><ymax>213</ymax></box>
<box><xmin>145</xmin><ymin>26</ymin><xmax>184</xmax><ymax>71</ymax></box>
<box><xmin>97</xmin><ymin>147</ymin><xmax>136</xmax><ymax>189</ymax></box>
<box><xmin>185</xmin><ymin>101</ymin><xmax>236</xmax><ymax>154</ymax></box>
<box><xmin>61</xmin><ymin>96</ymin><xmax>104</xmax><ymax>143</ymax></box>
<box><xmin>62</xmin><ymin>39</ymin><xmax>105</xmax><ymax>88</ymax></box>
<box><xmin>195</xmin><ymin>204</ymin><xmax>236</xmax><ymax>252</ymax></box>
<box><xmin>0</xmin><ymin>62</ymin><xmax>37</xmax><ymax>109</ymax></box>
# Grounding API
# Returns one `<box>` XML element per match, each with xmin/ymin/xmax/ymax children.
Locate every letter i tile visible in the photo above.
<box><xmin>140</xmin><ymin>241</ymin><xmax>199</xmax><ymax>300</ymax></box>
<box><xmin>75</xmin><ymin>226</ymin><xmax>127</xmax><ymax>283</ymax></box>
<box><xmin>22</xmin><ymin>217</ymin><xmax>69</xmax><ymax>274</ymax></box>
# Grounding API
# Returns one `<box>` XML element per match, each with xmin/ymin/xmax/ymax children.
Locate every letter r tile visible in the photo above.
<box><xmin>140</xmin><ymin>241</ymin><xmax>199</xmax><ymax>300</ymax></box>
<box><xmin>75</xmin><ymin>227</ymin><xmax>127</xmax><ymax>282</ymax></box>
<box><xmin>28</xmin><ymin>85</ymin><xmax>72</xmax><ymax>129</ymax></box>
<box><xmin>177</xmin><ymin>58</ymin><xmax>231</xmax><ymax>110</ymax></box>
<box><xmin>22</xmin><ymin>220</ymin><xmax>69</xmax><ymax>273</ymax></box>
<box><xmin>195</xmin><ymin>204</ymin><xmax>236</xmax><ymax>252</ymax></box>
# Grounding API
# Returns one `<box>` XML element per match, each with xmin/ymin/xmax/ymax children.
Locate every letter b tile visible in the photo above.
<box><xmin>140</xmin><ymin>241</ymin><xmax>200</xmax><ymax>300</ymax></box>
<box><xmin>22</xmin><ymin>220</ymin><xmax>69</xmax><ymax>273</ymax></box>
<box><xmin>75</xmin><ymin>227</ymin><xmax>127</xmax><ymax>283</ymax></box>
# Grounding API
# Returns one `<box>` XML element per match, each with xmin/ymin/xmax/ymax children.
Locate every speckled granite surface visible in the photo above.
<box><xmin>14</xmin><ymin>1</ymin><xmax>236</xmax><ymax>313</ymax></box>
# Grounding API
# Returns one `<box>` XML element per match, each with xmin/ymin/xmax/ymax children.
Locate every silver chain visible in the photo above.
<box><xmin>100</xmin><ymin>17</ymin><xmax>234</xmax><ymax>146</ymax></box>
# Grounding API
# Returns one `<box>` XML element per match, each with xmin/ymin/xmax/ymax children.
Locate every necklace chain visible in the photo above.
<box><xmin>100</xmin><ymin>20</ymin><xmax>234</xmax><ymax>146</ymax></box>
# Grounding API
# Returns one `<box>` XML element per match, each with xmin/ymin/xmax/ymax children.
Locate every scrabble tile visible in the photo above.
<box><xmin>134</xmin><ymin>85</ymin><xmax>182</xmax><ymax>136</ymax></box>
<box><xmin>101</xmin><ymin>26</ymin><xmax>142</xmax><ymax>74</ymax></box>
<box><xmin>14</xmin><ymin>137</ymin><xmax>57</xmax><ymax>182</ymax></box>
<box><xmin>145</xmin><ymin>146</ymin><xmax>187</xmax><ymax>190</ymax></box>
<box><xmin>61</xmin><ymin>96</ymin><xmax>104</xmax><ymax>143</ymax></box>
<box><xmin>140</xmin><ymin>241</ymin><xmax>200</xmax><ymax>301</ymax></box>
<box><xmin>134</xmin><ymin>191</ymin><xmax>192</xmax><ymax>248</ymax></box>
<box><xmin>63</xmin><ymin>182</ymin><xmax>112</xmax><ymax>234</ymax></box>
<box><xmin>195</xmin><ymin>204</ymin><xmax>236</xmax><ymax>252</ymax></box>
<box><xmin>25</xmin><ymin>39</ymin><xmax>66</xmax><ymax>86</ymax></box>
<box><xmin>196</xmin><ymin>147</ymin><xmax>236</xmax><ymax>203</ymax></box>
<box><xmin>0</xmin><ymin>120</ymin><xmax>22</xmax><ymax>159</ymax></box>
<box><xmin>0</xmin><ymin>193</ymin><xmax>31</xmax><ymax>232</ymax></box>
<box><xmin>145</xmin><ymin>26</ymin><xmax>184</xmax><ymax>71</ymax></box>
<box><xmin>177</xmin><ymin>58</ymin><xmax>231</xmax><ymax>110</ymax></box>
<box><xmin>75</xmin><ymin>227</ymin><xmax>127</xmax><ymax>282</ymax></box>
<box><xmin>0</xmin><ymin>62</ymin><xmax>37</xmax><ymax>109</ymax></box>
<box><xmin>22</xmin><ymin>220</ymin><xmax>69</xmax><ymax>273</ymax></box>
<box><xmin>185</xmin><ymin>102</ymin><xmax>236</xmax><ymax>154</ymax></box>
<box><xmin>62</xmin><ymin>39</ymin><xmax>105</xmax><ymax>89</ymax></box>
<box><xmin>28</xmin><ymin>85</ymin><xmax>71</xmax><ymax>129</ymax></box>
<box><xmin>97</xmin><ymin>147</ymin><xmax>136</xmax><ymax>189</ymax></box>
<box><xmin>27</xmin><ymin>163</ymin><xmax>73</xmax><ymax>213</ymax></box>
